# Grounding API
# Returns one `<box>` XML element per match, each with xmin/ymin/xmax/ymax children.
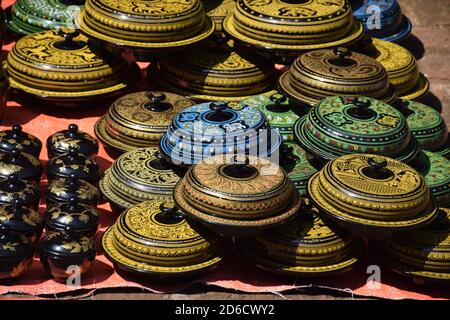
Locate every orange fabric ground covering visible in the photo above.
<box><xmin>0</xmin><ymin>0</ymin><xmax>449</xmax><ymax>300</ymax></box>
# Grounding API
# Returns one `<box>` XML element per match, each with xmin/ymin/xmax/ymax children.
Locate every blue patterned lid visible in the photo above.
<box><xmin>160</xmin><ymin>101</ymin><xmax>282</xmax><ymax>165</ymax></box>
<box><xmin>351</xmin><ymin>0</ymin><xmax>411</xmax><ymax>42</ymax></box>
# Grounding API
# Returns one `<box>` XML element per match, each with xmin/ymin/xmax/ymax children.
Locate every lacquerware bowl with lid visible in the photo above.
<box><xmin>159</xmin><ymin>101</ymin><xmax>282</xmax><ymax>167</ymax></box>
<box><xmin>0</xmin><ymin>148</ymin><xmax>42</xmax><ymax>183</ymax></box>
<box><xmin>293</xmin><ymin>96</ymin><xmax>418</xmax><ymax>164</ymax></box>
<box><xmin>76</xmin><ymin>0</ymin><xmax>215</xmax><ymax>61</ymax></box>
<box><xmin>0</xmin><ymin>199</ymin><xmax>43</xmax><ymax>243</ymax></box>
<box><xmin>46</xmin><ymin>173</ymin><xmax>99</xmax><ymax>209</ymax></box>
<box><xmin>0</xmin><ymin>125</ymin><xmax>42</xmax><ymax>157</ymax></box>
<box><xmin>223</xmin><ymin>0</ymin><xmax>364</xmax><ymax>64</ymax></box>
<box><xmin>394</xmin><ymin>100</ymin><xmax>448</xmax><ymax>152</ymax></box>
<box><xmin>5</xmin><ymin>29</ymin><xmax>140</xmax><ymax>107</ymax></box>
<box><xmin>173</xmin><ymin>154</ymin><xmax>302</xmax><ymax>237</ymax></box>
<box><xmin>410</xmin><ymin>150</ymin><xmax>450</xmax><ymax>208</ymax></box>
<box><xmin>151</xmin><ymin>39</ymin><xmax>276</xmax><ymax>102</ymax></box>
<box><xmin>39</xmin><ymin>226</ymin><xmax>96</xmax><ymax>282</ymax></box>
<box><xmin>46</xmin><ymin>148</ymin><xmax>101</xmax><ymax>184</ymax></box>
<box><xmin>99</xmin><ymin>147</ymin><xmax>181</xmax><ymax>212</ymax></box>
<box><xmin>44</xmin><ymin>198</ymin><xmax>100</xmax><ymax>238</ymax></box>
<box><xmin>237</xmin><ymin>200</ymin><xmax>363</xmax><ymax>276</ymax></box>
<box><xmin>309</xmin><ymin>154</ymin><xmax>438</xmax><ymax>239</ymax></box>
<box><xmin>356</xmin><ymin>38</ymin><xmax>429</xmax><ymax>101</ymax></box>
<box><xmin>95</xmin><ymin>91</ymin><xmax>195</xmax><ymax>154</ymax></box>
<box><xmin>0</xmin><ymin>223</ymin><xmax>35</xmax><ymax>280</ymax></box>
<box><xmin>279</xmin><ymin>47</ymin><xmax>397</xmax><ymax>108</ymax></box>
<box><xmin>0</xmin><ymin>174</ymin><xmax>40</xmax><ymax>210</ymax></box>
<box><xmin>7</xmin><ymin>0</ymin><xmax>85</xmax><ymax>36</ymax></box>
<box><xmin>102</xmin><ymin>200</ymin><xmax>232</xmax><ymax>277</ymax></box>
<box><xmin>240</xmin><ymin>93</ymin><xmax>301</xmax><ymax>141</ymax></box>
<box><xmin>374</xmin><ymin>207</ymin><xmax>450</xmax><ymax>283</ymax></box>
<box><xmin>47</xmin><ymin>124</ymin><xmax>99</xmax><ymax>159</ymax></box>
<box><xmin>351</xmin><ymin>0</ymin><xmax>412</xmax><ymax>43</ymax></box>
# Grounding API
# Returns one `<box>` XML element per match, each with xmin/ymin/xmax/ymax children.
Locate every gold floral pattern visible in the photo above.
<box><xmin>61</xmin><ymin>237</ymin><xmax>94</xmax><ymax>253</ymax></box>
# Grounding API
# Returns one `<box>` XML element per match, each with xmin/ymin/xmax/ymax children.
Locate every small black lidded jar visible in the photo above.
<box><xmin>47</xmin><ymin>124</ymin><xmax>99</xmax><ymax>159</ymax></box>
<box><xmin>46</xmin><ymin>173</ymin><xmax>99</xmax><ymax>209</ymax></box>
<box><xmin>46</xmin><ymin>148</ymin><xmax>101</xmax><ymax>184</ymax></box>
<box><xmin>0</xmin><ymin>124</ymin><xmax>42</xmax><ymax>157</ymax></box>
<box><xmin>0</xmin><ymin>148</ymin><xmax>43</xmax><ymax>183</ymax></box>
<box><xmin>0</xmin><ymin>198</ymin><xmax>44</xmax><ymax>243</ymax></box>
<box><xmin>0</xmin><ymin>223</ymin><xmax>35</xmax><ymax>281</ymax></box>
<box><xmin>39</xmin><ymin>225</ymin><xmax>96</xmax><ymax>282</ymax></box>
<box><xmin>44</xmin><ymin>197</ymin><xmax>101</xmax><ymax>239</ymax></box>
<box><xmin>0</xmin><ymin>174</ymin><xmax>40</xmax><ymax>210</ymax></box>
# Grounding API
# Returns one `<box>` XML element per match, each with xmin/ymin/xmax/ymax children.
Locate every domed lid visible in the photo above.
<box><xmin>309</xmin><ymin>154</ymin><xmax>438</xmax><ymax>239</ymax></box>
<box><xmin>102</xmin><ymin>200</ymin><xmax>231</xmax><ymax>276</ymax></box>
<box><xmin>0</xmin><ymin>175</ymin><xmax>40</xmax><ymax>208</ymax></box>
<box><xmin>44</xmin><ymin>198</ymin><xmax>100</xmax><ymax>235</ymax></box>
<box><xmin>153</xmin><ymin>39</ymin><xmax>276</xmax><ymax>101</ymax></box>
<box><xmin>8</xmin><ymin>0</ymin><xmax>85</xmax><ymax>35</ymax></box>
<box><xmin>223</xmin><ymin>0</ymin><xmax>363</xmax><ymax>51</ymax></box>
<box><xmin>76</xmin><ymin>0</ymin><xmax>214</xmax><ymax>52</ymax></box>
<box><xmin>173</xmin><ymin>155</ymin><xmax>302</xmax><ymax>236</ymax></box>
<box><xmin>96</xmin><ymin>92</ymin><xmax>195</xmax><ymax>153</ymax></box>
<box><xmin>47</xmin><ymin>124</ymin><xmax>99</xmax><ymax>158</ymax></box>
<box><xmin>46</xmin><ymin>173</ymin><xmax>99</xmax><ymax>207</ymax></box>
<box><xmin>205</xmin><ymin>0</ymin><xmax>235</xmax><ymax>33</ymax></box>
<box><xmin>46</xmin><ymin>148</ymin><xmax>100</xmax><ymax>184</ymax></box>
<box><xmin>160</xmin><ymin>101</ymin><xmax>282</xmax><ymax>166</ymax></box>
<box><xmin>0</xmin><ymin>125</ymin><xmax>42</xmax><ymax>157</ymax></box>
<box><xmin>0</xmin><ymin>148</ymin><xmax>43</xmax><ymax>182</ymax></box>
<box><xmin>395</xmin><ymin>100</ymin><xmax>448</xmax><ymax>151</ymax></box>
<box><xmin>435</xmin><ymin>136</ymin><xmax>450</xmax><ymax>160</ymax></box>
<box><xmin>39</xmin><ymin>226</ymin><xmax>96</xmax><ymax>259</ymax></box>
<box><xmin>412</xmin><ymin>151</ymin><xmax>450</xmax><ymax>208</ymax></box>
<box><xmin>0</xmin><ymin>224</ymin><xmax>35</xmax><ymax>259</ymax></box>
<box><xmin>378</xmin><ymin>207</ymin><xmax>450</xmax><ymax>282</ymax></box>
<box><xmin>240</xmin><ymin>93</ymin><xmax>300</xmax><ymax>141</ymax></box>
<box><xmin>279</xmin><ymin>48</ymin><xmax>397</xmax><ymax>107</ymax></box>
<box><xmin>237</xmin><ymin>201</ymin><xmax>362</xmax><ymax>276</ymax></box>
<box><xmin>279</xmin><ymin>143</ymin><xmax>319</xmax><ymax>196</ymax></box>
<box><xmin>368</xmin><ymin>38</ymin><xmax>428</xmax><ymax>100</ymax></box>
<box><xmin>6</xmin><ymin>29</ymin><xmax>139</xmax><ymax>101</ymax></box>
<box><xmin>352</xmin><ymin>0</ymin><xmax>411</xmax><ymax>42</ymax></box>
<box><xmin>294</xmin><ymin>96</ymin><xmax>418</xmax><ymax>163</ymax></box>
<box><xmin>0</xmin><ymin>199</ymin><xmax>43</xmax><ymax>238</ymax></box>
<box><xmin>99</xmin><ymin>147</ymin><xmax>180</xmax><ymax>210</ymax></box>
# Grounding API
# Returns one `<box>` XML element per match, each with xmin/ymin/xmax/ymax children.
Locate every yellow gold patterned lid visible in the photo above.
<box><xmin>102</xmin><ymin>200</ymin><xmax>232</xmax><ymax>276</ymax></box>
<box><xmin>377</xmin><ymin>207</ymin><xmax>450</xmax><ymax>282</ymax></box>
<box><xmin>223</xmin><ymin>0</ymin><xmax>363</xmax><ymax>52</ymax></box>
<box><xmin>99</xmin><ymin>147</ymin><xmax>181</xmax><ymax>210</ymax></box>
<box><xmin>370</xmin><ymin>38</ymin><xmax>429</xmax><ymax>100</ymax></box>
<box><xmin>96</xmin><ymin>91</ymin><xmax>195</xmax><ymax>153</ymax></box>
<box><xmin>174</xmin><ymin>155</ymin><xmax>302</xmax><ymax>236</ymax></box>
<box><xmin>309</xmin><ymin>154</ymin><xmax>438</xmax><ymax>239</ymax></box>
<box><xmin>76</xmin><ymin>0</ymin><xmax>214</xmax><ymax>52</ymax></box>
<box><xmin>279</xmin><ymin>48</ymin><xmax>397</xmax><ymax>107</ymax></box>
<box><xmin>152</xmin><ymin>39</ymin><xmax>276</xmax><ymax>102</ymax></box>
<box><xmin>237</xmin><ymin>201</ymin><xmax>363</xmax><ymax>276</ymax></box>
<box><xmin>6</xmin><ymin>29</ymin><xmax>139</xmax><ymax>101</ymax></box>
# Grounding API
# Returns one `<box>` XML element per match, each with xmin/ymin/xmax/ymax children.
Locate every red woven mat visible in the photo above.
<box><xmin>0</xmin><ymin>0</ymin><xmax>449</xmax><ymax>300</ymax></box>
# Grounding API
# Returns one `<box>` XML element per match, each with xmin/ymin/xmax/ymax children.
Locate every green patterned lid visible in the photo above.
<box><xmin>412</xmin><ymin>150</ymin><xmax>450</xmax><ymax>208</ymax></box>
<box><xmin>8</xmin><ymin>0</ymin><xmax>84</xmax><ymax>36</ymax></box>
<box><xmin>395</xmin><ymin>100</ymin><xmax>448</xmax><ymax>152</ymax></box>
<box><xmin>294</xmin><ymin>95</ymin><xmax>418</xmax><ymax>163</ymax></box>
<box><xmin>240</xmin><ymin>93</ymin><xmax>301</xmax><ymax>142</ymax></box>
<box><xmin>279</xmin><ymin>143</ymin><xmax>319</xmax><ymax>196</ymax></box>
